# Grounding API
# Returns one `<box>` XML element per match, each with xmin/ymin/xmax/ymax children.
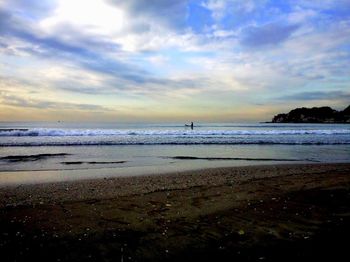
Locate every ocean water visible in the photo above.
<box><xmin>0</xmin><ymin>122</ymin><xmax>349</xmax><ymax>185</ymax></box>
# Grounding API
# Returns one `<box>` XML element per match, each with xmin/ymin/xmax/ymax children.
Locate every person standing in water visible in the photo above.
<box><xmin>190</xmin><ymin>122</ymin><xmax>194</xmax><ymax>130</ymax></box>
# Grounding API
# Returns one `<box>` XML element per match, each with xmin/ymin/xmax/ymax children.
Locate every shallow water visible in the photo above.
<box><xmin>0</xmin><ymin>122</ymin><xmax>349</xmax><ymax>185</ymax></box>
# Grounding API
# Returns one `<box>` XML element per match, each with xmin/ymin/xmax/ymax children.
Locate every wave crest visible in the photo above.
<box><xmin>0</xmin><ymin>128</ymin><xmax>349</xmax><ymax>137</ymax></box>
<box><xmin>1</xmin><ymin>141</ymin><xmax>349</xmax><ymax>147</ymax></box>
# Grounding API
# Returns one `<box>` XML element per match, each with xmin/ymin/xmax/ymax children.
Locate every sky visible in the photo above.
<box><xmin>0</xmin><ymin>0</ymin><xmax>349</xmax><ymax>122</ymax></box>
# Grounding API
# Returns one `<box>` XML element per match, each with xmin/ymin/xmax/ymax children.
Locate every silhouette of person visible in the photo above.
<box><xmin>190</xmin><ymin>122</ymin><xmax>193</xmax><ymax>130</ymax></box>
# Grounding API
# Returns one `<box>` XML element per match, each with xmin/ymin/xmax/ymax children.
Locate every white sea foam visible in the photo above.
<box><xmin>0</xmin><ymin>141</ymin><xmax>349</xmax><ymax>147</ymax></box>
<box><xmin>0</xmin><ymin>128</ymin><xmax>350</xmax><ymax>137</ymax></box>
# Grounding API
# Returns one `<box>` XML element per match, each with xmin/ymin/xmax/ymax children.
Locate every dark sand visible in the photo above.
<box><xmin>0</xmin><ymin>163</ymin><xmax>349</xmax><ymax>261</ymax></box>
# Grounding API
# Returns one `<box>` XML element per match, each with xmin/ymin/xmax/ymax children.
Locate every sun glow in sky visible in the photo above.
<box><xmin>0</xmin><ymin>0</ymin><xmax>349</xmax><ymax>122</ymax></box>
<box><xmin>40</xmin><ymin>0</ymin><xmax>125</xmax><ymax>35</ymax></box>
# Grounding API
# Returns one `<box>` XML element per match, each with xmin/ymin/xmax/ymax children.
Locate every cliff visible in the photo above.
<box><xmin>272</xmin><ymin>105</ymin><xmax>350</xmax><ymax>123</ymax></box>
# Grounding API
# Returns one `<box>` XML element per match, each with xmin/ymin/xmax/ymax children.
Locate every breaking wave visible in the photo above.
<box><xmin>1</xmin><ymin>128</ymin><xmax>350</xmax><ymax>137</ymax></box>
<box><xmin>1</xmin><ymin>141</ymin><xmax>349</xmax><ymax>147</ymax></box>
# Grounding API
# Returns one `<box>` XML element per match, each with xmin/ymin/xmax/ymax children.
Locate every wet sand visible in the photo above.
<box><xmin>0</xmin><ymin>163</ymin><xmax>350</xmax><ymax>261</ymax></box>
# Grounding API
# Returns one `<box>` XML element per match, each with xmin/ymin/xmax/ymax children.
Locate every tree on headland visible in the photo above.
<box><xmin>272</xmin><ymin>105</ymin><xmax>350</xmax><ymax>123</ymax></box>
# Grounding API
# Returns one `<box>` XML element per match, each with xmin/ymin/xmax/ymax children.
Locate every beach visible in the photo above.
<box><xmin>1</xmin><ymin>163</ymin><xmax>349</xmax><ymax>261</ymax></box>
<box><xmin>2</xmin><ymin>1</ymin><xmax>350</xmax><ymax>261</ymax></box>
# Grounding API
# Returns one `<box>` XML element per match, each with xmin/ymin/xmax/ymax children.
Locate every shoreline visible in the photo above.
<box><xmin>1</xmin><ymin>163</ymin><xmax>350</xmax><ymax>261</ymax></box>
<box><xmin>0</xmin><ymin>159</ymin><xmax>323</xmax><ymax>187</ymax></box>
<box><xmin>1</xmin><ymin>162</ymin><xmax>349</xmax><ymax>207</ymax></box>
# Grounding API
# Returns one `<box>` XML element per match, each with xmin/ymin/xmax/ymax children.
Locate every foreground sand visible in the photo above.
<box><xmin>0</xmin><ymin>163</ymin><xmax>350</xmax><ymax>261</ymax></box>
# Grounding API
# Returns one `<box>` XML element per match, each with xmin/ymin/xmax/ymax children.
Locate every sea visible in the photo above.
<box><xmin>0</xmin><ymin>122</ymin><xmax>349</xmax><ymax>185</ymax></box>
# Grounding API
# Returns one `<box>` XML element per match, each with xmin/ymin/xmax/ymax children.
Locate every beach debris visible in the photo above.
<box><xmin>238</xmin><ymin>229</ymin><xmax>245</xmax><ymax>235</ymax></box>
<box><xmin>165</xmin><ymin>203</ymin><xmax>172</xmax><ymax>207</ymax></box>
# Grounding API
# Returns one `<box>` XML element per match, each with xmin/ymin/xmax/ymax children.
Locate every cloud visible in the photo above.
<box><xmin>0</xmin><ymin>0</ymin><xmax>56</xmax><ymax>19</ymax></box>
<box><xmin>201</xmin><ymin>0</ymin><xmax>257</xmax><ymax>21</ymax></box>
<box><xmin>201</xmin><ymin>0</ymin><xmax>227</xmax><ymax>20</ymax></box>
<box><xmin>240</xmin><ymin>23</ymin><xmax>300</xmax><ymax>48</ymax></box>
<box><xmin>0</xmin><ymin>93</ymin><xmax>109</xmax><ymax>111</ymax></box>
<box><xmin>0</xmin><ymin>3</ymin><xmax>208</xmax><ymax>92</ymax></box>
<box><xmin>287</xmin><ymin>8</ymin><xmax>317</xmax><ymax>23</ymax></box>
<box><xmin>293</xmin><ymin>0</ymin><xmax>350</xmax><ymax>11</ymax></box>
<box><xmin>0</xmin><ymin>0</ymin><xmax>350</xmax><ymax>121</ymax></box>
<box><xmin>0</xmin><ymin>7</ymin><xmax>157</xmax><ymax>84</ymax></box>
<box><xmin>106</xmin><ymin>0</ymin><xmax>189</xmax><ymax>31</ymax></box>
<box><xmin>279</xmin><ymin>91</ymin><xmax>350</xmax><ymax>101</ymax></box>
